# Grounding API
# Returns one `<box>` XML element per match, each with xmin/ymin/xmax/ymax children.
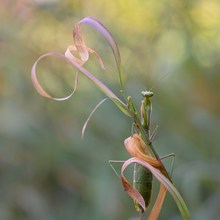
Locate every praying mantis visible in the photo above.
<box><xmin>31</xmin><ymin>17</ymin><xmax>189</xmax><ymax>219</ymax></box>
<box><xmin>109</xmin><ymin>89</ymin><xmax>175</xmax><ymax>217</ymax></box>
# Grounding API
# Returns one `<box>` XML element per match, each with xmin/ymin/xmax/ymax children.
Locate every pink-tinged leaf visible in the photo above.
<box><xmin>31</xmin><ymin>52</ymin><xmax>130</xmax><ymax>116</ymax></box>
<box><xmin>74</xmin><ymin>17</ymin><xmax>124</xmax><ymax>90</ymax></box>
<box><xmin>148</xmin><ymin>183</ymin><xmax>167</xmax><ymax>220</ymax></box>
<box><xmin>121</xmin><ymin>176</ymin><xmax>146</xmax><ymax>211</ymax></box>
<box><xmin>87</xmin><ymin>47</ymin><xmax>105</xmax><ymax>70</ymax></box>
<box><xmin>81</xmin><ymin>98</ymin><xmax>109</xmax><ymax>138</ymax></box>
<box><xmin>32</xmin><ymin>17</ymin><xmax>130</xmax><ymax>116</ymax></box>
<box><xmin>124</xmin><ymin>135</ymin><xmax>162</xmax><ymax>169</ymax></box>
<box><xmin>73</xmin><ymin>23</ymin><xmax>88</xmax><ymax>62</ymax></box>
<box><xmin>31</xmin><ymin>52</ymin><xmax>78</xmax><ymax>101</ymax></box>
<box><xmin>65</xmin><ymin>45</ymin><xmax>105</xmax><ymax>69</ymax></box>
<box><xmin>65</xmin><ymin>45</ymin><xmax>85</xmax><ymax>66</ymax></box>
<box><xmin>121</xmin><ymin>157</ymin><xmax>190</xmax><ymax>220</ymax></box>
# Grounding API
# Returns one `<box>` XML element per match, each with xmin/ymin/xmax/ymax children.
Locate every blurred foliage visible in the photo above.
<box><xmin>0</xmin><ymin>0</ymin><xmax>220</xmax><ymax>219</ymax></box>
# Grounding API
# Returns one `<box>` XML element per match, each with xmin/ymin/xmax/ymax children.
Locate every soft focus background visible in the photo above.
<box><xmin>1</xmin><ymin>0</ymin><xmax>220</xmax><ymax>219</ymax></box>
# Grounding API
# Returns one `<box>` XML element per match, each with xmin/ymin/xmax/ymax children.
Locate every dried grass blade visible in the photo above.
<box><xmin>82</xmin><ymin>98</ymin><xmax>109</xmax><ymax>138</ymax></box>
<box><xmin>74</xmin><ymin>17</ymin><xmax>124</xmax><ymax>89</ymax></box>
<box><xmin>31</xmin><ymin>52</ymin><xmax>78</xmax><ymax>101</ymax></box>
<box><xmin>148</xmin><ymin>183</ymin><xmax>167</xmax><ymax>220</ymax></box>
<box><xmin>121</xmin><ymin>176</ymin><xmax>146</xmax><ymax>211</ymax></box>
<box><xmin>31</xmin><ymin>52</ymin><xmax>130</xmax><ymax>116</ymax></box>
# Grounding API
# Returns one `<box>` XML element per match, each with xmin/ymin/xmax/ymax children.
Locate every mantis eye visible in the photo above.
<box><xmin>141</xmin><ymin>90</ymin><xmax>154</xmax><ymax>98</ymax></box>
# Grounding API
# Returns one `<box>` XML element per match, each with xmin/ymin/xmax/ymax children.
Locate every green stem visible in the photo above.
<box><xmin>134</xmin><ymin>115</ymin><xmax>172</xmax><ymax>182</ymax></box>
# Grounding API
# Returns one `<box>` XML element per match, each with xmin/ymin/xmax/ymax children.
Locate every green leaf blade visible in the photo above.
<box><xmin>121</xmin><ymin>157</ymin><xmax>190</xmax><ymax>220</ymax></box>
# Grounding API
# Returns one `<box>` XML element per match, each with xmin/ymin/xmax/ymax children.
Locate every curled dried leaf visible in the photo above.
<box><xmin>31</xmin><ymin>17</ymin><xmax>130</xmax><ymax>116</ymax></box>
<box><xmin>65</xmin><ymin>45</ymin><xmax>105</xmax><ymax>69</ymax></box>
<box><xmin>31</xmin><ymin>52</ymin><xmax>78</xmax><ymax>101</ymax></box>
<box><xmin>74</xmin><ymin>17</ymin><xmax>124</xmax><ymax>90</ymax></box>
<box><xmin>73</xmin><ymin>23</ymin><xmax>88</xmax><ymax>62</ymax></box>
<box><xmin>65</xmin><ymin>45</ymin><xmax>85</xmax><ymax>66</ymax></box>
<box><xmin>124</xmin><ymin>135</ymin><xmax>162</xmax><ymax>169</ymax></box>
<box><xmin>121</xmin><ymin>176</ymin><xmax>146</xmax><ymax>211</ymax></box>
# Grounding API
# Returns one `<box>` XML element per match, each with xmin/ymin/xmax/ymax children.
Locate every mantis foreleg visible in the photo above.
<box><xmin>160</xmin><ymin>153</ymin><xmax>175</xmax><ymax>178</ymax></box>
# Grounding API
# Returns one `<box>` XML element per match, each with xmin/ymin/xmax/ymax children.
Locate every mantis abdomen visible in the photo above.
<box><xmin>133</xmin><ymin>163</ymin><xmax>153</xmax><ymax>213</ymax></box>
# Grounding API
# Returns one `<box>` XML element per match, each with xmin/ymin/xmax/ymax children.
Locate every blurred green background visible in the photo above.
<box><xmin>1</xmin><ymin>0</ymin><xmax>220</xmax><ymax>219</ymax></box>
